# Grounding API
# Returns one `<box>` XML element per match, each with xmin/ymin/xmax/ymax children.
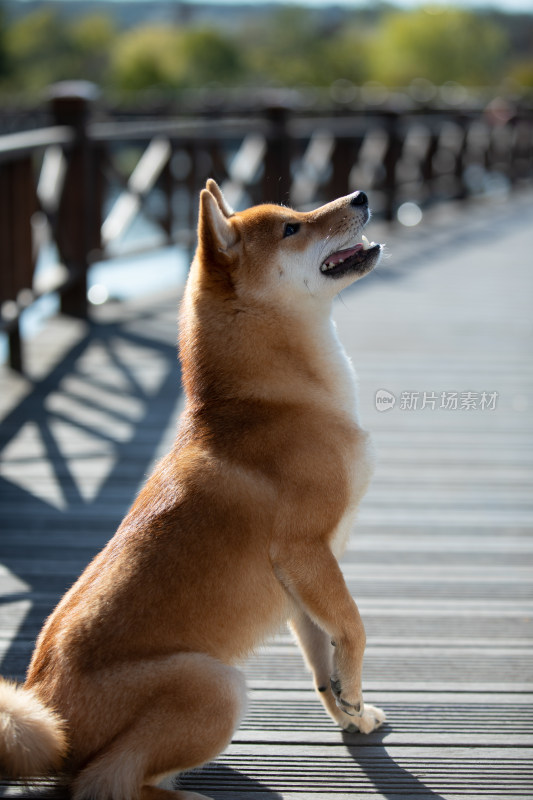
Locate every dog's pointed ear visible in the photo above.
<box><xmin>206</xmin><ymin>179</ymin><xmax>234</xmax><ymax>218</ymax></box>
<box><xmin>199</xmin><ymin>186</ymin><xmax>239</xmax><ymax>256</ymax></box>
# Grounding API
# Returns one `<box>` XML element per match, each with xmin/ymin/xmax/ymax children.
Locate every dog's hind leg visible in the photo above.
<box><xmin>71</xmin><ymin>653</ymin><xmax>246</xmax><ymax>800</ymax></box>
<box><xmin>290</xmin><ymin>609</ymin><xmax>385</xmax><ymax>734</ymax></box>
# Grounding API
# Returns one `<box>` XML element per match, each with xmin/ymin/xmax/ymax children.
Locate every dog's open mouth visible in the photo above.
<box><xmin>320</xmin><ymin>235</ymin><xmax>381</xmax><ymax>279</ymax></box>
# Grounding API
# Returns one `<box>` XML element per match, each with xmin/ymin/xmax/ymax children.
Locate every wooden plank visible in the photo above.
<box><xmin>242</xmin><ymin>648</ymin><xmax>533</xmax><ymax>686</ymax></box>
<box><xmin>234</xmin><ymin>690</ymin><xmax>533</xmax><ymax>746</ymax></box>
<box><xmin>3</xmin><ymin>745</ymin><xmax>533</xmax><ymax>799</ymax></box>
<box><xmin>176</xmin><ymin>744</ymin><xmax>533</xmax><ymax>799</ymax></box>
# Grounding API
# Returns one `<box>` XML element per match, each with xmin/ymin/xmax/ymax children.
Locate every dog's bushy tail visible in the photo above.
<box><xmin>0</xmin><ymin>678</ymin><xmax>68</xmax><ymax>777</ymax></box>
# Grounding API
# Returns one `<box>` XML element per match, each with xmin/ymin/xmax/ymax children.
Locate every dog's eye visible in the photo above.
<box><xmin>283</xmin><ymin>223</ymin><xmax>300</xmax><ymax>238</ymax></box>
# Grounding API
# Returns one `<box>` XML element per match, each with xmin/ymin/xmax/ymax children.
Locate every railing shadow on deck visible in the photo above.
<box><xmin>0</xmin><ymin>293</ymin><xmax>183</xmax><ymax>681</ymax></box>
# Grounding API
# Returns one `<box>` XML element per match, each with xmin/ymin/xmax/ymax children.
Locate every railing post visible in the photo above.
<box><xmin>328</xmin><ymin>133</ymin><xmax>363</xmax><ymax>201</ymax></box>
<box><xmin>382</xmin><ymin>111</ymin><xmax>403</xmax><ymax>223</ymax></box>
<box><xmin>0</xmin><ymin>157</ymin><xmax>38</xmax><ymax>372</ymax></box>
<box><xmin>454</xmin><ymin>114</ymin><xmax>470</xmax><ymax>201</ymax></box>
<box><xmin>48</xmin><ymin>81</ymin><xmax>100</xmax><ymax>318</ymax></box>
<box><xmin>262</xmin><ymin>105</ymin><xmax>292</xmax><ymax>205</ymax></box>
<box><xmin>420</xmin><ymin>127</ymin><xmax>440</xmax><ymax>198</ymax></box>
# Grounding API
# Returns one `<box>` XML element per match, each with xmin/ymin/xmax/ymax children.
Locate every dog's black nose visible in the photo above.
<box><xmin>350</xmin><ymin>191</ymin><xmax>368</xmax><ymax>207</ymax></box>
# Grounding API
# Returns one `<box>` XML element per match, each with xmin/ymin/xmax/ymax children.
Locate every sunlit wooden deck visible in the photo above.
<box><xmin>1</xmin><ymin>191</ymin><xmax>532</xmax><ymax>798</ymax></box>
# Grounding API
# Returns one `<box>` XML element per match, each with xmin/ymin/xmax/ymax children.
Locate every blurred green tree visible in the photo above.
<box><xmin>0</xmin><ymin>3</ymin><xmax>9</xmax><ymax>79</ymax></box>
<box><xmin>243</xmin><ymin>7</ymin><xmax>337</xmax><ymax>85</ymax></box>
<box><xmin>509</xmin><ymin>58</ymin><xmax>533</xmax><ymax>87</ymax></box>
<box><xmin>179</xmin><ymin>28</ymin><xmax>244</xmax><ymax>86</ymax></box>
<box><xmin>0</xmin><ymin>3</ymin><xmax>528</xmax><ymax>100</ymax></box>
<box><xmin>366</xmin><ymin>7</ymin><xmax>509</xmax><ymax>86</ymax></box>
<box><xmin>323</xmin><ymin>22</ymin><xmax>373</xmax><ymax>86</ymax></box>
<box><xmin>110</xmin><ymin>26</ymin><xmax>183</xmax><ymax>92</ymax></box>
<box><xmin>110</xmin><ymin>25</ymin><xmax>243</xmax><ymax>92</ymax></box>
<box><xmin>69</xmin><ymin>14</ymin><xmax>115</xmax><ymax>83</ymax></box>
<box><xmin>5</xmin><ymin>8</ymin><xmax>75</xmax><ymax>92</ymax></box>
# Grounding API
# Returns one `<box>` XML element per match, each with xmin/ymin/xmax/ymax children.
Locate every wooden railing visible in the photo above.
<box><xmin>1</xmin><ymin>82</ymin><xmax>532</xmax><ymax>371</ymax></box>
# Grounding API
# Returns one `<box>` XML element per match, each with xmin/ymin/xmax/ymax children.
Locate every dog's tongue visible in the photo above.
<box><xmin>324</xmin><ymin>244</ymin><xmax>364</xmax><ymax>267</ymax></box>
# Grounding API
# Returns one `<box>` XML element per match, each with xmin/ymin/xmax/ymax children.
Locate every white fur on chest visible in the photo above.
<box><xmin>290</xmin><ymin>303</ymin><xmax>374</xmax><ymax>560</ymax></box>
<box><xmin>322</xmin><ymin>319</ymin><xmax>375</xmax><ymax>559</ymax></box>
<box><xmin>321</xmin><ymin>317</ymin><xmax>361</xmax><ymax>424</ymax></box>
<box><xmin>329</xmin><ymin>431</ymin><xmax>374</xmax><ymax>560</ymax></box>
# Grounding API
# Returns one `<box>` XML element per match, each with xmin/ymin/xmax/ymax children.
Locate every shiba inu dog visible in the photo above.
<box><xmin>0</xmin><ymin>180</ymin><xmax>385</xmax><ymax>800</ymax></box>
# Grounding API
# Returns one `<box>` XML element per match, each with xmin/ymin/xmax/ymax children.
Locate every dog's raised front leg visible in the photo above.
<box><xmin>290</xmin><ymin>608</ymin><xmax>385</xmax><ymax>733</ymax></box>
<box><xmin>273</xmin><ymin>542</ymin><xmax>385</xmax><ymax>733</ymax></box>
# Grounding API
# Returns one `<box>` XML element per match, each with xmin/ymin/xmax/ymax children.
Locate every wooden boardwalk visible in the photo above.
<box><xmin>1</xmin><ymin>191</ymin><xmax>533</xmax><ymax>798</ymax></box>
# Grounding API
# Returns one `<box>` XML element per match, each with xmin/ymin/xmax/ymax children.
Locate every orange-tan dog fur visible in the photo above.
<box><xmin>0</xmin><ymin>180</ymin><xmax>385</xmax><ymax>799</ymax></box>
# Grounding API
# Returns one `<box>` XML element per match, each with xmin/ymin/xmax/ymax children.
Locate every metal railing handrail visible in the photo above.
<box><xmin>1</xmin><ymin>87</ymin><xmax>532</xmax><ymax>372</ymax></box>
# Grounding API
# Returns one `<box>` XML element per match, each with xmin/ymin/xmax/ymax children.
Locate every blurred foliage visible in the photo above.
<box><xmin>2</xmin><ymin>7</ymin><xmax>116</xmax><ymax>92</ymax></box>
<box><xmin>4</xmin><ymin>8</ymin><xmax>76</xmax><ymax>91</ymax></box>
<box><xmin>0</xmin><ymin>4</ymin><xmax>7</xmax><ymax>78</ymax></box>
<box><xmin>0</xmin><ymin>2</ymin><xmax>532</xmax><ymax>102</ymax></box>
<box><xmin>509</xmin><ymin>57</ymin><xmax>533</xmax><ymax>88</ymax></box>
<box><xmin>69</xmin><ymin>14</ymin><xmax>116</xmax><ymax>78</ymax></box>
<box><xmin>244</xmin><ymin>7</ymin><xmax>355</xmax><ymax>87</ymax></box>
<box><xmin>111</xmin><ymin>26</ymin><xmax>184</xmax><ymax>91</ymax></box>
<box><xmin>111</xmin><ymin>25</ymin><xmax>244</xmax><ymax>91</ymax></box>
<box><xmin>365</xmin><ymin>8</ymin><xmax>509</xmax><ymax>86</ymax></box>
<box><xmin>179</xmin><ymin>28</ymin><xmax>244</xmax><ymax>86</ymax></box>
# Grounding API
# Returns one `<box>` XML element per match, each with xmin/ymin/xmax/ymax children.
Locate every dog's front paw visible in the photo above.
<box><xmin>330</xmin><ymin>676</ymin><xmax>363</xmax><ymax>717</ymax></box>
<box><xmin>341</xmin><ymin>703</ymin><xmax>386</xmax><ymax>734</ymax></box>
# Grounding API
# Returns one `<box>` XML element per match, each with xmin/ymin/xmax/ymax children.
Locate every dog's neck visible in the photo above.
<box><xmin>179</xmin><ymin>284</ymin><xmax>359</xmax><ymax>419</ymax></box>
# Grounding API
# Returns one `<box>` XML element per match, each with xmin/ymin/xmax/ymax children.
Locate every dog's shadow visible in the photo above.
<box><xmin>178</xmin><ymin>765</ymin><xmax>283</xmax><ymax>799</ymax></box>
<box><xmin>0</xmin><ymin>734</ymin><xmax>445</xmax><ymax>800</ymax></box>
<box><xmin>0</xmin><ymin>771</ymin><xmax>282</xmax><ymax>800</ymax></box>
<box><xmin>178</xmin><ymin>721</ymin><xmax>445</xmax><ymax>800</ymax></box>
<box><xmin>341</xmin><ymin>725</ymin><xmax>446</xmax><ymax>800</ymax></box>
